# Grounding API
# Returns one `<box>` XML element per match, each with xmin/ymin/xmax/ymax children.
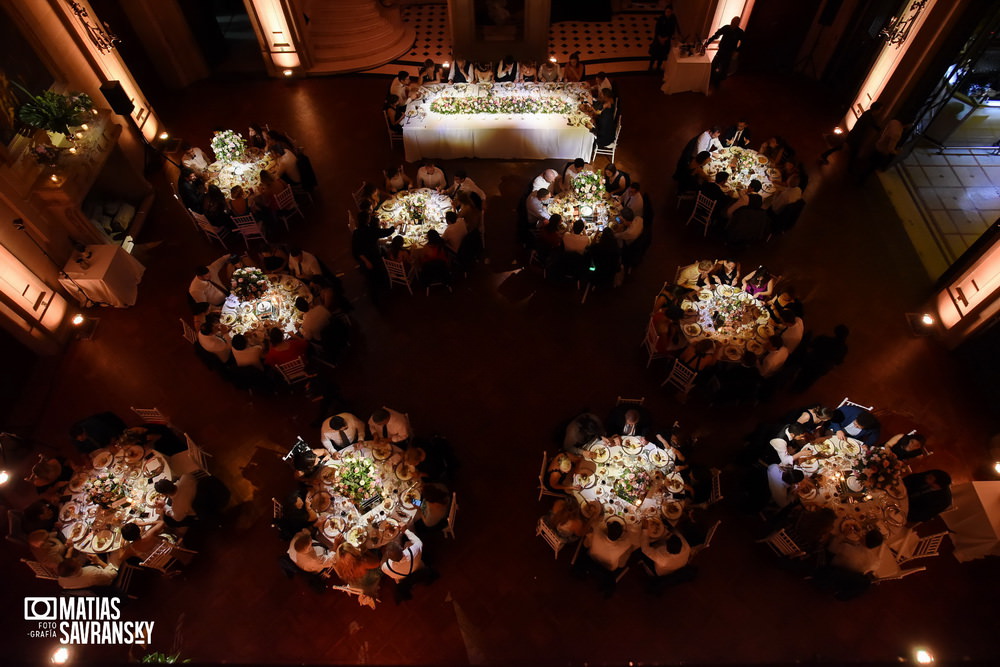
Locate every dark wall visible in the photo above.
<box><xmin>741</xmin><ymin>0</ymin><xmax>823</xmax><ymax>73</ymax></box>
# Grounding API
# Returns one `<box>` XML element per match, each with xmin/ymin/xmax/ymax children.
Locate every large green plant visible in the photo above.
<box><xmin>139</xmin><ymin>652</ymin><xmax>189</xmax><ymax>664</ymax></box>
<box><xmin>15</xmin><ymin>87</ymin><xmax>93</xmax><ymax>137</ymax></box>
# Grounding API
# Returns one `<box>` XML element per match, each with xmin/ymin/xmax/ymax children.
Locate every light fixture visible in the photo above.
<box><xmin>70</xmin><ymin>314</ymin><xmax>99</xmax><ymax>340</ymax></box>
<box><xmin>905</xmin><ymin>312</ymin><xmax>936</xmax><ymax>336</ymax></box>
<box><xmin>282</xmin><ymin>69</ymin><xmax>294</xmax><ymax>77</ymax></box>
<box><xmin>68</xmin><ymin>147</ymin><xmax>78</xmax><ymax>154</ymax></box>
<box><xmin>49</xmin><ymin>174</ymin><xmax>60</xmax><ymax>183</ymax></box>
<box><xmin>549</xmin><ymin>56</ymin><xmax>558</xmax><ymax>63</ymax></box>
<box><xmin>993</xmin><ymin>461</ymin><xmax>1000</xmax><ymax>475</ymax></box>
<box><xmin>913</xmin><ymin>648</ymin><xmax>934</xmax><ymax>664</ymax></box>
<box><xmin>80</xmin><ymin>123</ymin><xmax>89</xmax><ymax>131</ymax></box>
<box><xmin>65</xmin><ymin>0</ymin><xmax>119</xmax><ymax>53</ymax></box>
<box><xmin>920</xmin><ymin>313</ymin><xmax>934</xmax><ymax>326</ymax></box>
<box><xmin>833</xmin><ymin>126</ymin><xmax>843</xmax><ymax>135</ymax></box>
<box><xmin>442</xmin><ymin>61</ymin><xmax>450</xmax><ymax>69</ymax></box>
<box><xmin>75</xmin><ymin>132</ymin><xmax>83</xmax><ymax>139</ymax></box>
<box><xmin>51</xmin><ymin>646</ymin><xmax>70</xmax><ymax>664</ymax></box>
<box><xmin>0</xmin><ymin>470</ymin><xmax>9</xmax><ymax>485</ymax></box>
<box><xmin>158</xmin><ymin>131</ymin><xmax>169</xmax><ymax>141</ymax></box>
<box><xmin>71</xmin><ymin>313</ymin><xmax>86</xmax><ymax>326</ymax></box>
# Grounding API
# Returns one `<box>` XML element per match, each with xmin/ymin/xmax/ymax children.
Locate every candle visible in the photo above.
<box><xmin>81</xmin><ymin>123</ymin><xmax>89</xmax><ymax>131</ymax></box>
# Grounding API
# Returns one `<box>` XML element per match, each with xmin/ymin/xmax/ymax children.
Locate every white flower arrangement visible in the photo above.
<box><xmin>211</xmin><ymin>129</ymin><xmax>247</xmax><ymax>164</ymax></box>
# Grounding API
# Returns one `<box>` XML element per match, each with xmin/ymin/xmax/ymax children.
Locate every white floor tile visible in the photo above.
<box><xmin>982</xmin><ymin>166</ymin><xmax>1000</xmax><ymax>186</ymax></box>
<box><xmin>975</xmin><ymin>155</ymin><xmax>1000</xmax><ymax>167</ymax></box>
<box><xmin>903</xmin><ymin>165</ymin><xmax>930</xmax><ymax>188</ymax></box>
<box><xmin>966</xmin><ymin>186</ymin><xmax>1000</xmax><ymax>206</ymax></box>
<box><xmin>912</xmin><ymin>150</ymin><xmax>949</xmax><ymax>166</ymax></box>
<box><xmin>922</xmin><ymin>166</ymin><xmax>961</xmax><ymax>187</ymax></box>
<box><xmin>930</xmin><ymin>209</ymin><xmax>957</xmax><ymax>234</ymax></box>
<box><xmin>915</xmin><ymin>187</ymin><xmax>942</xmax><ymax>209</ymax></box>
<box><xmin>932</xmin><ymin>187</ymin><xmax>967</xmax><ymax>209</ymax></box>
<box><xmin>950</xmin><ymin>209</ymin><xmax>987</xmax><ymax>232</ymax></box>
<box><xmin>953</xmin><ymin>165</ymin><xmax>990</xmax><ymax>186</ymax></box>
<box><xmin>978</xmin><ymin>210</ymin><xmax>1000</xmax><ymax>223</ymax></box>
<box><xmin>945</xmin><ymin>154</ymin><xmax>981</xmax><ymax>166</ymax></box>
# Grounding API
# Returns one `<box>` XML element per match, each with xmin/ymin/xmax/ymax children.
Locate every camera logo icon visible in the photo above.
<box><xmin>24</xmin><ymin>597</ymin><xmax>58</xmax><ymax>621</ymax></box>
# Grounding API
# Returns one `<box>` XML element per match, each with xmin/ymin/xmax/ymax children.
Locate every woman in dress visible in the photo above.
<box><xmin>495</xmin><ymin>55</ymin><xmax>517</xmax><ymax>82</ymax></box>
<box><xmin>545</xmin><ymin>452</ymin><xmax>584</xmax><ymax>493</ymax></box>
<box><xmin>886</xmin><ymin>433</ymin><xmax>927</xmax><ymax>460</ymax></box>
<box><xmin>203</xmin><ymin>184</ymin><xmax>233</xmax><ymax>231</ymax></box>
<box><xmin>742</xmin><ymin>266</ymin><xmax>776</xmax><ymax>300</ymax></box>
<box><xmin>418</xmin><ymin>58</ymin><xmax>441</xmax><ymax>84</ymax></box>
<box><xmin>679</xmin><ymin>339</ymin><xmax>718</xmax><ymax>373</ymax></box>
<box><xmin>788</xmin><ymin>404</ymin><xmax>833</xmax><ymax>432</ymax></box>
<box><xmin>454</xmin><ymin>191</ymin><xmax>482</xmax><ymax>234</ymax></box>
<box><xmin>517</xmin><ymin>60</ymin><xmax>538</xmax><ymax>83</ymax></box>
<box><xmin>258</xmin><ymin>243</ymin><xmax>289</xmax><ymax>274</ymax></box>
<box><xmin>383</xmin><ymin>94</ymin><xmax>405</xmax><ymax>133</ymax></box>
<box><xmin>603</xmin><ymin>163</ymin><xmax>630</xmax><ymax>197</ymax></box>
<box><xmin>420</xmin><ymin>229</ymin><xmax>450</xmax><ymax>266</ymax></box>
<box><xmin>709</xmin><ymin>259</ymin><xmax>741</xmax><ymax>286</ymax></box>
<box><xmin>544</xmin><ymin>498</ymin><xmax>587</xmax><ymax>541</ymax></box>
<box><xmin>759</xmin><ymin>136</ymin><xmax>785</xmax><ymax>164</ymax></box>
<box><xmin>385</xmin><ymin>236</ymin><xmax>412</xmax><ymax>270</ymax></box>
<box><xmin>562</xmin><ymin>52</ymin><xmax>585</xmax><ymax>82</ymax></box>
<box><xmin>448</xmin><ymin>58</ymin><xmax>473</xmax><ymax>84</ymax></box>
<box><xmin>648</xmin><ymin>6</ymin><xmax>679</xmax><ymax>71</ymax></box>
<box><xmin>474</xmin><ymin>62</ymin><xmax>494</xmax><ymax>83</ymax></box>
<box><xmin>257</xmin><ymin>169</ymin><xmax>292</xmax><ymax>217</ymax></box>
<box><xmin>247</xmin><ymin>123</ymin><xmax>267</xmax><ymax>150</ymax></box>
<box><xmin>383</xmin><ymin>164</ymin><xmax>413</xmax><ymax>194</ymax></box>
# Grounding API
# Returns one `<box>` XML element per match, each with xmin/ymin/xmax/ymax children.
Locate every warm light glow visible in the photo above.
<box><xmin>443</xmin><ymin>61</ymin><xmax>450</xmax><ymax>69</ymax></box>
<box><xmin>75</xmin><ymin>132</ymin><xmax>83</xmax><ymax>139</ymax></box>
<box><xmin>49</xmin><ymin>174</ymin><xmax>59</xmax><ymax>182</ymax></box>
<box><xmin>993</xmin><ymin>461</ymin><xmax>1000</xmax><ymax>475</ymax></box>
<box><xmin>0</xmin><ymin>470</ymin><xmax>9</xmax><ymax>485</ymax></box>
<box><xmin>920</xmin><ymin>313</ymin><xmax>934</xmax><ymax>326</ymax></box>
<box><xmin>51</xmin><ymin>647</ymin><xmax>70</xmax><ymax>664</ymax></box>
<box><xmin>282</xmin><ymin>69</ymin><xmax>294</xmax><ymax>77</ymax></box>
<box><xmin>833</xmin><ymin>127</ymin><xmax>843</xmax><ymax>135</ymax></box>
<box><xmin>549</xmin><ymin>56</ymin><xmax>557</xmax><ymax>63</ymax></box>
<box><xmin>249</xmin><ymin>0</ymin><xmax>302</xmax><ymax>70</ymax></box>
<box><xmin>913</xmin><ymin>648</ymin><xmax>934</xmax><ymax>664</ymax></box>
<box><xmin>158</xmin><ymin>131</ymin><xmax>169</xmax><ymax>140</ymax></box>
<box><xmin>71</xmin><ymin>314</ymin><xmax>85</xmax><ymax>326</ymax></box>
<box><xmin>68</xmin><ymin>147</ymin><xmax>77</xmax><ymax>154</ymax></box>
<box><xmin>91</xmin><ymin>108</ymin><xmax>98</xmax><ymax>116</ymax></box>
<box><xmin>81</xmin><ymin>123</ymin><xmax>89</xmax><ymax>131</ymax></box>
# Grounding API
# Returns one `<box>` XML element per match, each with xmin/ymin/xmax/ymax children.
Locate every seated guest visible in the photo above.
<box><xmin>679</xmin><ymin>339</ymin><xmax>718</xmax><ymax>373</ymax></box>
<box><xmin>227</xmin><ymin>185</ymin><xmax>259</xmax><ymax>220</ymax></box>
<box><xmin>247</xmin><ymin>123</ymin><xmax>266</xmax><ymax>149</ymax></box>
<box><xmin>207</xmin><ymin>252</ymin><xmax>250</xmax><ymax>289</ymax></box>
<box><xmin>419</xmin><ymin>482</ymin><xmax>452</xmax><ymax>528</ymax></box>
<box><xmin>263</xmin><ymin>128</ymin><xmax>296</xmax><ymax>152</ymax></box>
<box><xmin>28</xmin><ymin>529</ymin><xmax>72</xmax><ymax>569</ymax></box>
<box><xmin>155</xmin><ymin>474</ymin><xmax>199</xmax><ymax>525</ymax></box>
<box><xmin>274</xmin><ymin>492</ymin><xmax>317</xmax><ymax>539</ymax></box>
<box><xmin>357</xmin><ymin>182</ymin><xmax>382</xmax><ymax>210</ymax></box>
<box><xmin>288</xmin><ymin>527</ymin><xmax>335</xmax><ymax>572</ymax></box>
<box><xmin>696</xmin><ymin>126</ymin><xmax>724</xmax><ymax>154</ymax></box>
<box><xmin>389</xmin><ymin>70</ymin><xmax>413</xmax><ymax>101</ymax></box>
<box><xmin>699</xmin><ymin>171</ymin><xmax>734</xmax><ymax>214</ymax></box>
<box><xmin>903</xmin><ymin>470</ymin><xmax>952</xmax><ymax>523</ymax></box>
<box><xmin>321</xmin><ymin>413</ymin><xmax>367</xmax><ymax>453</ymax></box>
<box><xmin>290</xmin><ymin>447</ymin><xmax>326</xmax><ymax>480</ymax></box>
<box><xmin>536</xmin><ymin>217</ymin><xmax>563</xmax><ymax>257</ymax></box>
<box><xmin>189</xmin><ymin>266</ymin><xmax>228</xmax><ymax>307</ymax></box>
<box><xmin>259</xmin><ymin>243</ymin><xmax>290</xmax><ymax>274</ymax></box>
<box><xmin>769</xmin><ymin>173</ymin><xmax>802</xmax><ymax>214</ymax></box>
<box><xmin>589</xmin><ymin>71</ymin><xmax>613</xmax><ymax>98</ymax></box>
<box><xmin>70</xmin><ymin>412</ymin><xmax>127</xmax><ymax>454</ymax></box>
<box><xmin>727</xmin><ymin>179</ymin><xmax>763</xmax><ymax>219</ymax></box>
<box><xmin>447</xmin><ymin>58</ymin><xmax>474</xmax><ymax>83</ymax></box>
<box><xmin>381</xmin><ymin>530</ymin><xmax>428</xmax><ymax>601</ymax></box>
<box><xmin>532</xmin><ymin>169</ymin><xmax>559</xmax><ymax>193</ymax></box>
<box><xmin>495</xmin><ymin>55</ymin><xmax>517</xmax><ymax>82</ymax></box>
<box><xmin>419</xmin><ymin>230</ymin><xmax>452</xmax><ymax>282</ymax></box>
<box><xmin>473</xmin><ymin>62</ymin><xmax>495</xmax><ymax>83</ymax></box>
<box><xmin>288</xmin><ymin>247</ymin><xmax>323</xmax><ymax>281</ymax></box>
<box><xmin>352</xmin><ymin>213</ymin><xmax>395</xmax><ymax>281</ymax></box>
<box><xmin>830</xmin><ymin>406</ymin><xmax>881</xmax><ymax>446</ymax></box>
<box><xmin>829</xmin><ymin>529</ymin><xmax>884</xmax><ymax>576</ymax></box>
<box><xmin>116</xmin><ymin>520</ymin><xmax>171</xmax><ymax>563</ymax></box>
<box><xmin>778</xmin><ymin>311</ymin><xmax>805</xmax><ymax>354</ymax></box>
<box><xmin>727</xmin><ymin>196</ymin><xmax>771</xmax><ymax>246</ymax></box>
<box><xmin>231</xmin><ymin>334</ymin><xmax>264</xmax><ymax>370</ymax></box>
<box><xmin>57</xmin><ymin>557</ymin><xmax>118</xmax><ymax>590</ymax></box>
<box><xmin>296</xmin><ymin>297</ymin><xmax>332</xmax><ymax>344</ymax></box>
<box><xmin>178</xmin><ymin>168</ymin><xmax>206</xmax><ymax>212</ymax></box>
<box><xmin>526</xmin><ymin>188</ymin><xmax>552</xmax><ymax>226</ymax></box>
<box><xmin>197</xmin><ymin>321</ymin><xmax>232</xmax><ymax>364</ymax></box>
<box><xmin>26</xmin><ymin>456</ymin><xmax>73</xmax><ymax>498</ymax></box>
<box><xmin>589</xmin><ymin>91</ymin><xmax>617</xmax><ymax>148</ymax></box>
<box><xmin>385</xmin><ymin>235</ymin><xmax>412</xmax><ymax>269</ymax></box>
<box><xmin>766</xmin><ymin>464</ymin><xmax>805</xmax><ymax>508</ymax></box>
<box><xmin>332</xmin><ymin>544</ymin><xmax>383</xmax><ymax>598</ymax></box>
<box><xmin>584</xmin><ymin>518</ymin><xmax>636</xmax><ymax>573</ymax></box>
<box><xmin>263</xmin><ymin>327</ymin><xmax>310</xmax><ymax>367</ymax></box>
<box><xmin>589</xmin><ymin>229</ymin><xmax>621</xmax><ymax>286</ymax></box>
<box><xmin>604</xmin><ymin>163</ymin><xmax>630</xmax><ymax>196</ymax></box>
<box><xmin>613</xmin><ymin>207</ymin><xmax>643</xmax><ymax>246</ymax></box>
<box><xmin>562</xmin><ymin>219</ymin><xmax>590</xmax><ymax>254</ymax></box>
<box><xmin>455</xmin><ymin>192</ymin><xmax>482</xmax><ymax>234</ymax></box>
<box><xmin>676</xmin><ymin>260</ymin><xmax>715</xmax><ymax>288</ymax></box>
<box><xmin>544</xmin><ymin>498</ymin><xmax>588</xmax><ymax>541</ymax></box>
<box><xmin>620</xmin><ymin>182</ymin><xmax>644</xmax><ymax>218</ymax></box>
<box><xmin>606</xmin><ymin>404</ymin><xmax>654</xmax><ymax>441</ymax></box>
<box><xmin>684</xmin><ymin>151</ymin><xmax>713</xmax><ymax>191</ymax></box>
<box><xmin>545</xmin><ymin>451</ymin><xmax>588</xmax><ymax>493</ymax></box>
<box><xmin>640</xmin><ymin>529</ymin><xmax>691</xmax><ymax>577</ymax></box>
<box><xmin>741</xmin><ymin>266</ymin><xmax>776</xmax><ymax>300</ymax></box>
<box><xmin>441</xmin><ymin>210</ymin><xmax>468</xmax><ymax>253</ymax></box>
<box><xmin>651</xmin><ymin>305</ymin><xmax>688</xmax><ymax>355</ymax></box>
<box><xmin>203</xmin><ymin>185</ymin><xmax>233</xmax><ymax>231</ymax></box>
<box><xmin>770</xmin><ymin>423</ymin><xmax>811</xmax><ymax>465</ymax></box>
<box><xmin>722</xmin><ymin>119</ymin><xmax>752</xmax><ymax>148</ymax></box>
<box><xmin>416</xmin><ymin>160</ymin><xmax>447</xmax><ymax>190</ymax></box>
<box><xmin>270</xmin><ymin>145</ymin><xmax>301</xmax><ymax>185</ymax></box>
<box><xmin>759</xmin><ymin>136</ymin><xmax>785</xmax><ymax>164</ymax></box>
<box><xmin>257</xmin><ymin>170</ymin><xmax>293</xmax><ymax>214</ymax></box>
<box><xmin>384</xmin><ymin>164</ymin><xmax>413</xmax><ymax>194</ymax></box>
<box><xmin>417</xmin><ymin>58</ymin><xmax>442</xmax><ymax>84</ymax></box>
<box><xmin>22</xmin><ymin>500</ymin><xmax>58</xmax><ymax>533</ymax></box>
<box><xmin>787</xmin><ymin>404</ymin><xmax>834</xmax><ymax>432</ymax></box>
<box><xmin>771</xmin><ymin>289</ymin><xmax>805</xmax><ymax>319</ymax></box>
<box><xmin>516</xmin><ymin>60</ymin><xmax>538</xmax><ymax>82</ymax></box>
<box><xmin>447</xmin><ymin>169</ymin><xmax>486</xmax><ymax>202</ymax></box>
<box><xmin>538</xmin><ymin>59</ymin><xmax>560</xmax><ymax>82</ymax></box>
<box><xmin>563</xmin><ymin>412</ymin><xmax>605</xmax><ymax>455</ymax></box>
<box><xmin>562</xmin><ymin>52</ymin><xmax>585</xmax><ymax>81</ymax></box>
<box><xmin>368</xmin><ymin>406</ymin><xmax>411</xmax><ymax>444</ymax></box>
<box><xmin>561</xmin><ymin>158</ymin><xmax>588</xmax><ymax>190</ymax></box>
<box><xmin>181</xmin><ymin>144</ymin><xmax>210</xmax><ymax>175</ymax></box>
<box><xmin>757</xmin><ymin>335</ymin><xmax>788</xmax><ymax>378</ymax></box>
<box><xmin>886</xmin><ymin>432</ymin><xmax>927</xmax><ymax>461</ymax></box>
<box><xmin>709</xmin><ymin>259</ymin><xmax>741</xmax><ymax>286</ymax></box>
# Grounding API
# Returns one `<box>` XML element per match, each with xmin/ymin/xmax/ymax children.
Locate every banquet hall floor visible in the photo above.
<box><xmin>3</xmin><ymin>71</ymin><xmax>1000</xmax><ymax>666</ymax></box>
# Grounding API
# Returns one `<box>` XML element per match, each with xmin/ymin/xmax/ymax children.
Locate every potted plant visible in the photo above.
<box><xmin>15</xmin><ymin>86</ymin><xmax>93</xmax><ymax>145</ymax></box>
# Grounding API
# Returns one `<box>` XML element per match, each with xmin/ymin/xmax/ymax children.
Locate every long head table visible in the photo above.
<box><xmin>403</xmin><ymin>82</ymin><xmax>596</xmax><ymax>161</ymax></box>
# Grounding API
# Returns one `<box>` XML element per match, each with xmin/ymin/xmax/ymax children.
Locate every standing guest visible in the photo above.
<box><xmin>416</xmin><ymin>161</ymin><xmax>447</xmax><ymax>190</ymax></box>
<box><xmin>368</xmin><ymin>407</ymin><xmax>412</xmax><ymax>444</ymax></box>
<box><xmin>288</xmin><ymin>528</ymin><xmax>335</xmax><ymax>572</ymax></box>
<box><xmin>721</xmin><ymin>119</ymin><xmax>752</xmax><ymax>148</ymax></box>
<box><xmin>441</xmin><ymin>210</ymin><xmax>468</xmax><ymax>253</ymax></box>
<box><xmin>384</xmin><ymin>164</ymin><xmax>413</xmax><ymax>194</ymax></box>
<box><xmin>791</xmin><ymin>325</ymin><xmax>850</xmax><ymax>393</ymax></box>
<box><xmin>447</xmin><ymin>169</ymin><xmax>487</xmax><ymax>202</ymax></box>
<box><xmin>562</xmin><ymin>219</ymin><xmax>590</xmax><ymax>254</ymax></box>
<box><xmin>57</xmin><ymin>557</ymin><xmax>118</xmax><ymax>590</ymax></box>
<box><xmin>288</xmin><ymin>247</ymin><xmax>323</xmax><ymax>281</ymax></box>
<box><xmin>495</xmin><ymin>55</ymin><xmax>518</xmax><ymax>82</ymax></box>
<box><xmin>696</xmin><ymin>126</ymin><xmax>724</xmax><ymax>154</ymax></box>
<box><xmin>189</xmin><ymin>266</ymin><xmax>228</xmax><ymax>307</ymax></box>
<box><xmin>903</xmin><ymin>470</ymin><xmax>953</xmax><ymax>523</ymax></box>
<box><xmin>155</xmin><ymin>474</ymin><xmax>199</xmax><ymax>526</ymax></box>
<box><xmin>866</xmin><ymin>118</ymin><xmax>907</xmax><ymax>178</ymax></box>
<box><xmin>538</xmin><ymin>59</ymin><xmax>560</xmax><ymax>82</ymax></box>
<box><xmin>620</xmin><ymin>182</ymin><xmax>644</xmax><ymax>218</ymax></box>
<box><xmin>705</xmin><ymin>17</ymin><xmax>745</xmax><ymax>88</ymax></box>
<box><xmin>296</xmin><ymin>297</ymin><xmax>332</xmax><ymax>343</ymax></box>
<box><xmin>321</xmin><ymin>413</ymin><xmax>367</xmax><ymax>453</ymax></box>
<box><xmin>603</xmin><ymin>163</ymin><xmax>630</xmax><ymax>196</ymax></box>
<box><xmin>352</xmin><ymin>212</ymin><xmax>395</xmax><ymax>287</ymax></box>
<box><xmin>562</xmin><ymin>52</ymin><xmax>585</xmax><ymax>82</ymax></box>
<box><xmin>197</xmin><ymin>321</ymin><xmax>231</xmax><ymax>364</ymax></box>
<box><xmin>263</xmin><ymin>327</ymin><xmax>310</xmax><ymax>368</ymax></box>
<box><xmin>231</xmin><ymin>334</ymin><xmax>264</xmax><ymax>370</ymax></box>
<box><xmin>648</xmin><ymin>6</ymin><xmax>679</xmax><ymax>71</ymax></box>
<box><xmin>741</xmin><ymin>266</ymin><xmax>776</xmax><ymax>300</ymax></box>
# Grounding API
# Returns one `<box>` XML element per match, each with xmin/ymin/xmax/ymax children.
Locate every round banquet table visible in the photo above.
<box><xmin>679</xmin><ymin>284</ymin><xmax>777</xmax><ymax>362</ymax></box>
<box><xmin>220</xmin><ymin>274</ymin><xmax>312</xmax><ymax>345</ymax></box>
<box><xmin>206</xmin><ymin>148</ymin><xmax>276</xmax><ymax>193</ymax></box>
<box><xmin>375</xmin><ymin>188</ymin><xmax>454</xmax><ymax>250</ymax></box>
<box><xmin>574</xmin><ymin>436</ymin><xmax>688</xmax><ymax>526</ymax></box>
<box><xmin>309</xmin><ymin>442</ymin><xmax>421</xmax><ymax>550</ymax></box>
<box><xmin>59</xmin><ymin>446</ymin><xmax>172</xmax><ymax>555</ymax></box>
<box><xmin>702</xmin><ymin>147</ymin><xmax>782</xmax><ymax>195</ymax></box>
<box><xmin>547</xmin><ymin>193</ymin><xmax>623</xmax><ymax>238</ymax></box>
<box><xmin>793</xmin><ymin>435</ymin><xmax>910</xmax><ymax>546</ymax></box>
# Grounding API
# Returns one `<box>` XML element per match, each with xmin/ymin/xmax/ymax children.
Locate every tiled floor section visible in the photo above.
<box><xmin>3</xmin><ymin>71</ymin><xmax>1000</xmax><ymax>666</ymax></box>
<box><xmin>890</xmin><ymin>146</ymin><xmax>1000</xmax><ymax>275</ymax></box>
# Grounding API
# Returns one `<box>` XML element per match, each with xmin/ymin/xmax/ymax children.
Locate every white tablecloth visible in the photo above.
<box><xmin>944</xmin><ymin>481</ymin><xmax>1000</xmax><ymax>562</ymax></box>
<box><xmin>661</xmin><ymin>47</ymin><xmax>711</xmax><ymax>95</ymax></box>
<box><xmin>59</xmin><ymin>244</ymin><xmax>145</xmax><ymax>308</ymax></box>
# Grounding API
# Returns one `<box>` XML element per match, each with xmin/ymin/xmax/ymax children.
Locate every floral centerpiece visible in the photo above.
<box><xmin>85</xmin><ymin>474</ymin><xmax>125</xmax><ymax>509</ymax></box>
<box><xmin>853</xmin><ymin>448</ymin><xmax>905</xmax><ymax>490</ymax></box>
<box><xmin>431</xmin><ymin>93</ymin><xmax>573</xmax><ymax>116</ymax></box>
<box><xmin>711</xmin><ymin>292</ymin><xmax>765</xmax><ymax>334</ymax></box>
<box><xmin>613</xmin><ymin>467</ymin><xmax>652</xmax><ymax>505</ymax></box>
<box><xmin>547</xmin><ymin>170</ymin><xmax>622</xmax><ymax>223</ymax></box>
<box><xmin>30</xmin><ymin>144</ymin><xmax>62</xmax><ymax>167</ymax></box>
<box><xmin>333</xmin><ymin>455</ymin><xmax>379</xmax><ymax>506</ymax></box>
<box><xmin>230</xmin><ymin>267</ymin><xmax>268</xmax><ymax>301</ymax></box>
<box><xmin>210</xmin><ymin>129</ymin><xmax>246</xmax><ymax>163</ymax></box>
<box><xmin>16</xmin><ymin>88</ymin><xmax>94</xmax><ymax>138</ymax></box>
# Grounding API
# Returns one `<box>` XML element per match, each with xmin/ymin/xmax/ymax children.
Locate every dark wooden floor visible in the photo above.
<box><xmin>2</xmin><ymin>71</ymin><xmax>998</xmax><ymax>666</ymax></box>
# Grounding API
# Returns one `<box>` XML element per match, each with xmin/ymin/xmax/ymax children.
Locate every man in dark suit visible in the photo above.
<box><xmin>706</xmin><ymin>16</ymin><xmax>745</xmax><ymax>88</ymax></box>
<box><xmin>699</xmin><ymin>171</ymin><xmax>735</xmax><ymax>222</ymax></box>
<box><xmin>830</xmin><ymin>405</ymin><xmax>881</xmax><ymax>446</ymax></box>
<box><xmin>606</xmin><ymin>404</ymin><xmax>655</xmax><ymax>441</ymax></box>
<box><xmin>903</xmin><ymin>470</ymin><xmax>952</xmax><ymax>523</ymax></box>
<box><xmin>722</xmin><ymin>120</ymin><xmax>752</xmax><ymax>149</ymax></box>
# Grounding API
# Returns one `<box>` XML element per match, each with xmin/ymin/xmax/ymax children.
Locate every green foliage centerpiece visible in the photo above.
<box><xmin>85</xmin><ymin>474</ymin><xmax>125</xmax><ymax>509</ymax></box>
<box><xmin>333</xmin><ymin>454</ymin><xmax>379</xmax><ymax>507</ymax></box>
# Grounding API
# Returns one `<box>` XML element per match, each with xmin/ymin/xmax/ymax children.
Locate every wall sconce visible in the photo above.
<box><xmin>905</xmin><ymin>312</ymin><xmax>936</xmax><ymax>336</ymax></box>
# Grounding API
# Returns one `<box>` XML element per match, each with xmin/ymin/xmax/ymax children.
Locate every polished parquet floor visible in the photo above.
<box><xmin>2</xmin><ymin>70</ymin><xmax>999</xmax><ymax>666</ymax></box>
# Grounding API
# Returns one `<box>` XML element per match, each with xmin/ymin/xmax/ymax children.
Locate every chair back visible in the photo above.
<box><xmin>21</xmin><ymin>558</ymin><xmax>58</xmax><ymax>580</ymax></box>
<box><xmin>616</xmin><ymin>396</ymin><xmax>646</xmax><ymax>407</ymax></box>
<box><xmin>140</xmin><ymin>540</ymin><xmax>177</xmax><ymax>573</ymax></box>
<box><xmin>538</xmin><ymin>451</ymin><xmax>561</xmax><ymax>500</ymax></box>
<box><xmin>232</xmin><ymin>214</ymin><xmax>266</xmax><ymax>246</ymax></box>
<box><xmin>641</xmin><ymin>318</ymin><xmax>666</xmax><ymax>368</ymax></box>
<box><xmin>191</xmin><ymin>211</ymin><xmax>229</xmax><ymax>248</ymax></box>
<box><xmin>114</xmin><ymin>562</ymin><xmax>142</xmax><ymax>598</ymax></box>
<box><xmin>836</xmin><ymin>397</ymin><xmax>875</xmax><ymax>412</ymax></box>
<box><xmin>272</xmin><ymin>497</ymin><xmax>283</xmax><ymax>520</ymax></box>
<box><xmin>383</xmin><ymin>257</ymin><xmax>414</xmax><ymax>295</ymax></box>
<box><xmin>536</xmin><ymin>517</ymin><xmax>567</xmax><ymax>559</ymax></box>
<box><xmin>763</xmin><ymin>527</ymin><xmax>806</xmax><ymax>559</ymax></box>
<box><xmin>184</xmin><ymin>433</ymin><xmax>213</xmax><ymax>473</ymax></box>
<box><xmin>898</xmin><ymin>531</ymin><xmax>949</xmax><ymax>564</ymax></box>
<box><xmin>6</xmin><ymin>509</ymin><xmax>27</xmax><ymax>546</ymax></box>
<box><xmin>274</xmin><ymin>186</ymin><xmax>302</xmax><ymax>218</ymax></box>
<box><xmin>593</xmin><ymin>117</ymin><xmax>622</xmax><ymax>161</ymax></box>
<box><xmin>352</xmin><ymin>182</ymin><xmax>368</xmax><ymax>208</ymax></box>
<box><xmin>662</xmin><ymin>358</ymin><xmax>698</xmax><ymax>394</ymax></box>
<box><xmin>442</xmin><ymin>492</ymin><xmax>458</xmax><ymax>539</ymax></box>
<box><xmin>179</xmin><ymin>318</ymin><xmax>197</xmax><ymax>344</ymax></box>
<box><xmin>131</xmin><ymin>406</ymin><xmax>169</xmax><ymax>424</ymax></box>
<box><xmin>274</xmin><ymin>357</ymin><xmax>313</xmax><ymax>385</ymax></box>
<box><xmin>686</xmin><ymin>193</ymin><xmax>716</xmax><ymax>236</ymax></box>
<box><xmin>708</xmin><ymin>468</ymin><xmax>724</xmax><ymax>505</ymax></box>
<box><xmin>702</xmin><ymin>519</ymin><xmax>721</xmax><ymax>549</ymax></box>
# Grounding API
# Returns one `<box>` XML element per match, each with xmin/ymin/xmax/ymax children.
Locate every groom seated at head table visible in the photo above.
<box><xmin>321</xmin><ymin>412</ymin><xmax>367</xmax><ymax>454</ymax></box>
<box><xmin>829</xmin><ymin>405</ymin><xmax>881</xmax><ymax>446</ymax></box>
<box><xmin>722</xmin><ymin>119</ymin><xmax>752</xmax><ymax>148</ymax></box>
<box><xmin>368</xmin><ymin>406</ymin><xmax>412</xmax><ymax>444</ymax></box>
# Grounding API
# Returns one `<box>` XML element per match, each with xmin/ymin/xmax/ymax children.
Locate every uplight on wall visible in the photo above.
<box><xmin>0</xmin><ymin>470</ymin><xmax>9</xmax><ymax>485</ymax></box>
<box><xmin>913</xmin><ymin>647</ymin><xmax>934</xmax><ymax>664</ymax></box>
<box><xmin>51</xmin><ymin>646</ymin><xmax>70</xmax><ymax>663</ymax></box>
